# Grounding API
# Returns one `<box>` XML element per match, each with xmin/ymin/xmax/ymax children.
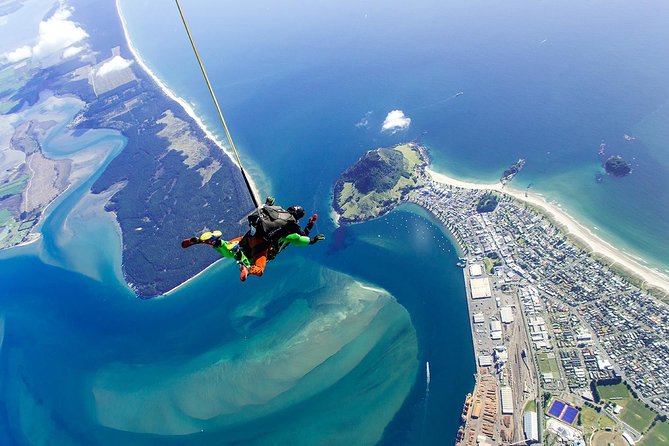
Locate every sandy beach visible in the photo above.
<box><xmin>115</xmin><ymin>0</ymin><xmax>261</xmax><ymax>203</ymax></box>
<box><xmin>427</xmin><ymin>168</ymin><xmax>669</xmax><ymax>294</ymax></box>
<box><xmin>160</xmin><ymin>258</ymin><xmax>226</xmax><ymax>298</ymax></box>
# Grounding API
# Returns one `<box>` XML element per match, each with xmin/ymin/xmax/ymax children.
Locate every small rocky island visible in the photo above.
<box><xmin>500</xmin><ymin>158</ymin><xmax>525</xmax><ymax>186</ymax></box>
<box><xmin>333</xmin><ymin>143</ymin><xmax>428</xmax><ymax>224</ymax></box>
<box><xmin>604</xmin><ymin>155</ymin><xmax>632</xmax><ymax>177</ymax></box>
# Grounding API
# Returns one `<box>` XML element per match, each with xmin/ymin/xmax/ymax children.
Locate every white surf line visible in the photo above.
<box><xmin>115</xmin><ymin>0</ymin><xmax>261</xmax><ymax>200</ymax></box>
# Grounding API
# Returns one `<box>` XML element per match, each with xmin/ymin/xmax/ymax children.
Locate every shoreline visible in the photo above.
<box><xmin>115</xmin><ymin>0</ymin><xmax>261</xmax><ymax>203</ymax></box>
<box><xmin>1</xmin><ymin>132</ymin><xmax>123</xmax><ymax>254</ymax></box>
<box><xmin>426</xmin><ymin>168</ymin><xmax>669</xmax><ymax>294</ymax></box>
<box><xmin>160</xmin><ymin>257</ymin><xmax>225</xmax><ymax>298</ymax></box>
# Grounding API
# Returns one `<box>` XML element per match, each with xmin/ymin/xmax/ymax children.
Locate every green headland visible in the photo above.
<box><xmin>333</xmin><ymin>142</ymin><xmax>428</xmax><ymax>224</ymax></box>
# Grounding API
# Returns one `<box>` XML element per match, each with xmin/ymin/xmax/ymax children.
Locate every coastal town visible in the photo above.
<box><xmin>334</xmin><ymin>142</ymin><xmax>669</xmax><ymax>446</ymax></box>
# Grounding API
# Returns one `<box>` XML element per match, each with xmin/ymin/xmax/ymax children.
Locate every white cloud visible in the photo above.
<box><xmin>63</xmin><ymin>46</ymin><xmax>84</xmax><ymax>59</ymax></box>
<box><xmin>381</xmin><ymin>110</ymin><xmax>411</xmax><ymax>133</ymax></box>
<box><xmin>355</xmin><ymin>111</ymin><xmax>372</xmax><ymax>128</ymax></box>
<box><xmin>2</xmin><ymin>7</ymin><xmax>89</xmax><ymax>63</ymax></box>
<box><xmin>96</xmin><ymin>55</ymin><xmax>133</xmax><ymax>77</ymax></box>
<box><xmin>5</xmin><ymin>45</ymin><xmax>32</xmax><ymax>63</ymax></box>
<box><xmin>31</xmin><ymin>7</ymin><xmax>88</xmax><ymax>58</ymax></box>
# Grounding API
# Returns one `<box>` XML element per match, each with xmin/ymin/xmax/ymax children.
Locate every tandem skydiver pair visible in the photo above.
<box><xmin>175</xmin><ymin>7</ymin><xmax>324</xmax><ymax>282</ymax></box>
<box><xmin>181</xmin><ymin>197</ymin><xmax>325</xmax><ymax>282</ymax></box>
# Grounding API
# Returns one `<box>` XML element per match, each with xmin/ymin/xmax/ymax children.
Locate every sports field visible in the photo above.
<box><xmin>597</xmin><ymin>383</ymin><xmax>628</xmax><ymax>400</ymax></box>
<box><xmin>618</xmin><ymin>398</ymin><xmax>656</xmax><ymax>433</ymax></box>
<box><xmin>639</xmin><ymin>420</ymin><xmax>669</xmax><ymax>446</ymax></box>
<box><xmin>591</xmin><ymin>431</ymin><xmax>627</xmax><ymax>446</ymax></box>
<box><xmin>537</xmin><ymin>352</ymin><xmax>560</xmax><ymax>375</ymax></box>
<box><xmin>596</xmin><ymin>383</ymin><xmax>656</xmax><ymax>433</ymax></box>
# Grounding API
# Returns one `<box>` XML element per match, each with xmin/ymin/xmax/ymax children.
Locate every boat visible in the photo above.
<box><xmin>598</xmin><ymin>142</ymin><xmax>606</xmax><ymax>156</ymax></box>
<box><xmin>460</xmin><ymin>393</ymin><xmax>473</xmax><ymax>422</ymax></box>
<box><xmin>426</xmin><ymin>361</ymin><xmax>431</xmax><ymax>385</ymax></box>
<box><xmin>456</xmin><ymin>426</ymin><xmax>465</xmax><ymax>443</ymax></box>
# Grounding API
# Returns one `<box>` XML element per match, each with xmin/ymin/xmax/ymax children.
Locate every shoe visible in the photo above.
<box><xmin>239</xmin><ymin>265</ymin><xmax>249</xmax><ymax>282</ymax></box>
<box><xmin>181</xmin><ymin>237</ymin><xmax>200</xmax><ymax>248</ymax></box>
<box><xmin>201</xmin><ymin>230</ymin><xmax>223</xmax><ymax>246</ymax></box>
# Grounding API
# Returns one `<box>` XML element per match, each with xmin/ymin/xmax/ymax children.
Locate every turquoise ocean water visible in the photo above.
<box><xmin>1</xmin><ymin>0</ymin><xmax>669</xmax><ymax>444</ymax></box>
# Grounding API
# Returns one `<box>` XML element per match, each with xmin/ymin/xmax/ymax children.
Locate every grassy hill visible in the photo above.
<box><xmin>333</xmin><ymin>143</ymin><xmax>427</xmax><ymax>224</ymax></box>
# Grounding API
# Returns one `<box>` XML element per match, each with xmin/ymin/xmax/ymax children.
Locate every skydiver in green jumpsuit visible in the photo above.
<box><xmin>182</xmin><ymin>199</ymin><xmax>325</xmax><ymax>281</ymax></box>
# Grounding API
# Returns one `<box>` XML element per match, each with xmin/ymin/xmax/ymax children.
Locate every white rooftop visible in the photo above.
<box><xmin>470</xmin><ymin>277</ymin><xmax>492</xmax><ymax>299</ymax></box>
<box><xmin>523</xmin><ymin>411</ymin><xmax>539</xmax><ymax>442</ymax></box>
<box><xmin>479</xmin><ymin>355</ymin><xmax>493</xmax><ymax>367</ymax></box>
<box><xmin>500</xmin><ymin>386</ymin><xmax>514</xmax><ymax>414</ymax></box>
<box><xmin>500</xmin><ymin>307</ymin><xmax>514</xmax><ymax>324</ymax></box>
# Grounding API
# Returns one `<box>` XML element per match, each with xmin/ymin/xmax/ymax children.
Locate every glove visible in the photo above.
<box><xmin>309</xmin><ymin>234</ymin><xmax>325</xmax><ymax>244</ymax></box>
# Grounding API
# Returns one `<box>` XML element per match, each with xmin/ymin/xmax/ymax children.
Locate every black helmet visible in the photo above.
<box><xmin>287</xmin><ymin>205</ymin><xmax>305</xmax><ymax>220</ymax></box>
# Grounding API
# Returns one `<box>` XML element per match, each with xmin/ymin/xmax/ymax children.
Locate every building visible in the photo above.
<box><xmin>494</xmin><ymin>347</ymin><xmax>508</xmax><ymax>363</ymax></box>
<box><xmin>470</xmin><ymin>277</ymin><xmax>492</xmax><ymax>299</ymax></box>
<box><xmin>479</xmin><ymin>355</ymin><xmax>493</xmax><ymax>367</ymax></box>
<box><xmin>500</xmin><ymin>306</ymin><xmax>514</xmax><ymax>324</ymax></box>
<box><xmin>469</xmin><ymin>264</ymin><xmax>483</xmax><ymax>277</ymax></box>
<box><xmin>500</xmin><ymin>386</ymin><xmax>514</xmax><ymax>415</ymax></box>
<box><xmin>471</xmin><ymin>402</ymin><xmax>482</xmax><ymax>419</ymax></box>
<box><xmin>523</xmin><ymin>411</ymin><xmax>539</xmax><ymax>443</ymax></box>
<box><xmin>490</xmin><ymin>319</ymin><xmax>502</xmax><ymax>341</ymax></box>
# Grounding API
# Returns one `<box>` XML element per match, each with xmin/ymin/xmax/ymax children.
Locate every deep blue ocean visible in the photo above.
<box><xmin>117</xmin><ymin>0</ymin><xmax>669</xmax><ymax>270</ymax></box>
<box><xmin>1</xmin><ymin>0</ymin><xmax>668</xmax><ymax>444</ymax></box>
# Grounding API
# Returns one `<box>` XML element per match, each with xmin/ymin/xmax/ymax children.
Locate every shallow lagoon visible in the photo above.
<box><xmin>1</xmin><ymin>206</ymin><xmax>480</xmax><ymax>444</ymax></box>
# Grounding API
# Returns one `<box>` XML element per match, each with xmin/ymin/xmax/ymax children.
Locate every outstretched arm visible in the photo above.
<box><xmin>281</xmin><ymin>233</ymin><xmax>325</xmax><ymax>247</ymax></box>
<box><xmin>303</xmin><ymin>214</ymin><xmax>318</xmax><ymax>236</ymax></box>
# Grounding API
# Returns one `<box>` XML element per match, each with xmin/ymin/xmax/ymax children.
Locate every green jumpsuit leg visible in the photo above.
<box><xmin>213</xmin><ymin>239</ymin><xmax>251</xmax><ymax>267</ymax></box>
